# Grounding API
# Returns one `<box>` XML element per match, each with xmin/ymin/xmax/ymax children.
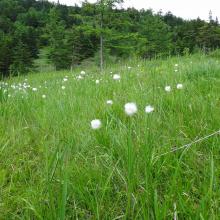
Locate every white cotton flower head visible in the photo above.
<box><xmin>42</xmin><ymin>94</ymin><xmax>46</xmax><ymax>99</ymax></box>
<box><xmin>174</xmin><ymin>69</ymin><xmax>178</xmax><ymax>72</ymax></box>
<box><xmin>113</xmin><ymin>74</ymin><xmax>121</xmax><ymax>81</ymax></box>
<box><xmin>32</xmin><ymin>88</ymin><xmax>37</xmax><ymax>92</ymax></box>
<box><xmin>106</xmin><ymin>100</ymin><xmax>113</xmax><ymax>105</ymax></box>
<box><xmin>128</xmin><ymin>66</ymin><xmax>131</xmax><ymax>69</ymax></box>
<box><xmin>95</xmin><ymin>80</ymin><xmax>100</xmax><ymax>84</ymax></box>
<box><xmin>124</xmin><ymin>102</ymin><xmax>137</xmax><ymax>116</ymax></box>
<box><xmin>177</xmin><ymin>83</ymin><xmax>183</xmax><ymax>89</ymax></box>
<box><xmin>80</xmin><ymin>71</ymin><xmax>86</xmax><ymax>75</ymax></box>
<box><xmin>61</xmin><ymin>85</ymin><xmax>65</xmax><ymax>90</ymax></box>
<box><xmin>77</xmin><ymin>75</ymin><xmax>83</xmax><ymax>80</ymax></box>
<box><xmin>165</xmin><ymin>86</ymin><xmax>171</xmax><ymax>92</ymax></box>
<box><xmin>174</xmin><ymin>64</ymin><xmax>178</xmax><ymax>67</ymax></box>
<box><xmin>91</xmin><ymin>119</ymin><xmax>102</xmax><ymax>130</ymax></box>
<box><xmin>145</xmin><ymin>105</ymin><xmax>154</xmax><ymax>113</ymax></box>
<box><xmin>63</xmin><ymin>78</ymin><xmax>68</xmax><ymax>82</ymax></box>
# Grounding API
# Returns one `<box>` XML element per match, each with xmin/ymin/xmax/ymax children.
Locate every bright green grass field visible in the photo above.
<box><xmin>0</xmin><ymin>54</ymin><xmax>220</xmax><ymax>219</ymax></box>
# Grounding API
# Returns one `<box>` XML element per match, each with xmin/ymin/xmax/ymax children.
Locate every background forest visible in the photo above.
<box><xmin>1</xmin><ymin>0</ymin><xmax>220</xmax><ymax>76</ymax></box>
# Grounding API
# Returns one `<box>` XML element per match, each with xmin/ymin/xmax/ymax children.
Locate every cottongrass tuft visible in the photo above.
<box><xmin>124</xmin><ymin>102</ymin><xmax>137</xmax><ymax>116</ymax></box>
<box><xmin>113</xmin><ymin>74</ymin><xmax>121</xmax><ymax>81</ymax></box>
<box><xmin>42</xmin><ymin>94</ymin><xmax>46</xmax><ymax>99</ymax></box>
<box><xmin>177</xmin><ymin>84</ymin><xmax>183</xmax><ymax>89</ymax></box>
<box><xmin>106</xmin><ymin>100</ymin><xmax>113</xmax><ymax>105</ymax></box>
<box><xmin>91</xmin><ymin>119</ymin><xmax>102</xmax><ymax>130</ymax></box>
<box><xmin>61</xmin><ymin>86</ymin><xmax>66</xmax><ymax>90</ymax></box>
<box><xmin>145</xmin><ymin>105</ymin><xmax>154</xmax><ymax>113</ymax></box>
<box><xmin>77</xmin><ymin>75</ymin><xmax>83</xmax><ymax>80</ymax></box>
<box><xmin>165</xmin><ymin>86</ymin><xmax>171</xmax><ymax>92</ymax></box>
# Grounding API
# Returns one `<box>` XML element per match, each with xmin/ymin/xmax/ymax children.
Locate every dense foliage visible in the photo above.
<box><xmin>0</xmin><ymin>0</ymin><xmax>220</xmax><ymax>76</ymax></box>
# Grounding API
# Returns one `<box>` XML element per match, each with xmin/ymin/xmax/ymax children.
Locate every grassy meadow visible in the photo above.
<box><xmin>0</xmin><ymin>53</ymin><xmax>220</xmax><ymax>219</ymax></box>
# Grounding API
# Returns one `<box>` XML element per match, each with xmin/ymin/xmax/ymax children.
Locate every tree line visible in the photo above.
<box><xmin>0</xmin><ymin>0</ymin><xmax>220</xmax><ymax>76</ymax></box>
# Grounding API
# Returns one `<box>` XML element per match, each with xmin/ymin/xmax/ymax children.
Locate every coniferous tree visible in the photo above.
<box><xmin>46</xmin><ymin>8</ymin><xmax>72</xmax><ymax>70</ymax></box>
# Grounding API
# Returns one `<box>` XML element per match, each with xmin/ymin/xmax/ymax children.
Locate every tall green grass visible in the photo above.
<box><xmin>0</xmin><ymin>54</ymin><xmax>220</xmax><ymax>219</ymax></box>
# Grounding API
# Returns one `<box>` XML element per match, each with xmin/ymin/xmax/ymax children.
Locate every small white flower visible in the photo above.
<box><xmin>63</xmin><ymin>78</ymin><xmax>68</xmax><ymax>82</ymax></box>
<box><xmin>80</xmin><ymin>71</ymin><xmax>86</xmax><ymax>75</ymax></box>
<box><xmin>32</xmin><ymin>88</ymin><xmax>37</xmax><ymax>92</ymax></box>
<box><xmin>42</xmin><ymin>94</ymin><xmax>46</xmax><ymax>99</ymax></box>
<box><xmin>174</xmin><ymin>64</ymin><xmax>178</xmax><ymax>67</ymax></box>
<box><xmin>61</xmin><ymin>86</ymin><xmax>65</xmax><ymax>90</ymax></box>
<box><xmin>113</xmin><ymin>74</ymin><xmax>121</xmax><ymax>81</ymax></box>
<box><xmin>174</xmin><ymin>69</ymin><xmax>178</xmax><ymax>72</ymax></box>
<box><xmin>145</xmin><ymin>105</ymin><xmax>154</xmax><ymax>113</ymax></box>
<box><xmin>77</xmin><ymin>75</ymin><xmax>83</xmax><ymax>80</ymax></box>
<box><xmin>95</xmin><ymin>80</ymin><xmax>100</xmax><ymax>84</ymax></box>
<box><xmin>124</xmin><ymin>102</ymin><xmax>137</xmax><ymax>116</ymax></box>
<box><xmin>165</xmin><ymin>86</ymin><xmax>171</xmax><ymax>92</ymax></box>
<box><xmin>106</xmin><ymin>100</ymin><xmax>113</xmax><ymax>105</ymax></box>
<box><xmin>177</xmin><ymin>84</ymin><xmax>183</xmax><ymax>89</ymax></box>
<box><xmin>91</xmin><ymin>119</ymin><xmax>102</xmax><ymax>130</ymax></box>
<box><xmin>128</xmin><ymin>66</ymin><xmax>131</xmax><ymax>69</ymax></box>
